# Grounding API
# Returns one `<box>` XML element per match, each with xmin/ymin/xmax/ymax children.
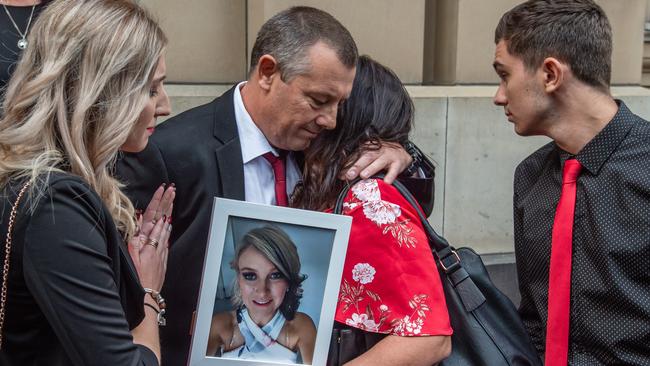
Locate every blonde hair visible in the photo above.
<box><xmin>0</xmin><ymin>0</ymin><xmax>167</xmax><ymax>238</ymax></box>
<box><xmin>230</xmin><ymin>225</ymin><xmax>306</xmax><ymax>320</ymax></box>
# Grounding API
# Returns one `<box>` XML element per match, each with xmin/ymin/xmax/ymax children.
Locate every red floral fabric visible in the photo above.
<box><xmin>333</xmin><ymin>179</ymin><xmax>452</xmax><ymax>336</ymax></box>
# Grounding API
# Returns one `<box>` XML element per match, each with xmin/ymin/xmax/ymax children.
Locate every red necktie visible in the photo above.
<box><xmin>545</xmin><ymin>158</ymin><xmax>582</xmax><ymax>366</ymax></box>
<box><xmin>262</xmin><ymin>151</ymin><xmax>288</xmax><ymax>207</ymax></box>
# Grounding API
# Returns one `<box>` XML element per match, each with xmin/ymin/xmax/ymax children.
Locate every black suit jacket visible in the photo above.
<box><xmin>0</xmin><ymin>174</ymin><xmax>156</xmax><ymax>366</ymax></box>
<box><xmin>116</xmin><ymin>86</ymin><xmax>244</xmax><ymax>366</ymax></box>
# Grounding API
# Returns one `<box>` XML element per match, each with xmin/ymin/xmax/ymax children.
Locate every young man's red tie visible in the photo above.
<box><xmin>545</xmin><ymin>158</ymin><xmax>582</xmax><ymax>366</ymax></box>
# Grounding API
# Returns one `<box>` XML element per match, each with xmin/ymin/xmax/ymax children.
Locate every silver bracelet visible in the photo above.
<box><xmin>144</xmin><ymin>302</ymin><xmax>167</xmax><ymax>326</ymax></box>
<box><xmin>143</xmin><ymin>287</ymin><xmax>166</xmax><ymax>309</ymax></box>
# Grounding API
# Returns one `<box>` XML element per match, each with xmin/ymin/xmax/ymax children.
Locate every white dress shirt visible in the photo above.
<box><xmin>233</xmin><ymin>82</ymin><xmax>301</xmax><ymax>205</ymax></box>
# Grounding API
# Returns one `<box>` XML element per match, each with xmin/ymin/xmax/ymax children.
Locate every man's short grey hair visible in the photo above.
<box><xmin>249</xmin><ymin>6</ymin><xmax>358</xmax><ymax>81</ymax></box>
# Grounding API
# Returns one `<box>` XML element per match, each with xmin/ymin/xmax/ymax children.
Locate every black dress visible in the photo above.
<box><xmin>0</xmin><ymin>2</ymin><xmax>48</xmax><ymax>92</ymax></box>
<box><xmin>0</xmin><ymin>173</ymin><xmax>157</xmax><ymax>365</ymax></box>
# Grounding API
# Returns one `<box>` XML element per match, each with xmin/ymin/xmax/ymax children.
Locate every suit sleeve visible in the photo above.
<box><xmin>23</xmin><ymin>181</ymin><xmax>158</xmax><ymax>366</ymax></box>
<box><xmin>116</xmin><ymin>139</ymin><xmax>170</xmax><ymax>211</ymax></box>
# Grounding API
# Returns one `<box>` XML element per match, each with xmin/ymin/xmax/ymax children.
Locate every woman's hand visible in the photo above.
<box><xmin>128</xmin><ymin>183</ymin><xmax>175</xmax><ymax>291</ymax></box>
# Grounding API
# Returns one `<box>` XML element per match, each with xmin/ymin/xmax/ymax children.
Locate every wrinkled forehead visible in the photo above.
<box><xmin>291</xmin><ymin>42</ymin><xmax>355</xmax><ymax>97</ymax></box>
<box><xmin>296</xmin><ymin>69</ymin><xmax>356</xmax><ymax>103</ymax></box>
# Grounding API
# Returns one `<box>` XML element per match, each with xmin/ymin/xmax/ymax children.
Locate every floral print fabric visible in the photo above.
<box><xmin>334</xmin><ymin>179</ymin><xmax>452</xmax><ymax>336</ymax></box>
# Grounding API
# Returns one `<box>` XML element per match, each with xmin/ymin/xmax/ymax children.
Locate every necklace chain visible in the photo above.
<box><xmin>0</xmin><ymin>181</ymin><xmax>30</xmax><ymax>349</ymax></box>
<box><xmin>1</xmin><ymin>2</ymin><xmax>36</xmax><ymax>50</ymax></box>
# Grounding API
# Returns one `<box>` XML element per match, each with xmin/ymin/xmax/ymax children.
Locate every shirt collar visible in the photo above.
<box><xmin>557</xmin><ymin>100</ymin><xmax>635</xmax><ymax>175</ymax></box>
<box><xmin>233</xmin><ymin>81</ymin><xmax>280</xmax><ymax>164</ymax></box>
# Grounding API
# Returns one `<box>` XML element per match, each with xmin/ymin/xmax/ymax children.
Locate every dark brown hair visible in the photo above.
<box><xmin>495</xmin><ymin>0</ymin><xmax>612</xmax><ymax>91</ymax></box>
<box><xmin>292</xmin><ymin>55</ymin><xmax>412</xmax><ymax>211</ymax></box>
<box><xmin>250</xmin><ymin>6</ymin><xmax>358</xmax><ymax>81</ymax></box>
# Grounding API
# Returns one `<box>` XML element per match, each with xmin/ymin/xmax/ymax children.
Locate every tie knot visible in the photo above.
<box><xmin>263</xmin><ymin>151</ymin><xmax>284</xmax><ymax>166</ymax></box>
<box><xmin>562</xmin><ymin>159</ymin><xmax>582</xmax><ymax>184</ymax></box>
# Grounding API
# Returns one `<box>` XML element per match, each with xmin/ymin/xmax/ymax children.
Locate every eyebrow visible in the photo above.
<box><xmin>153</xmin><ymin>75</ymin><xmax>167</xmax><ymax>83</ymax></box>
<box><xmin>240</xmin><ymin>267</ymin><xmax>258</xmax><ymax>272</ymax></box>
<box><xmin>309</xmin><ymin>92</ymin><xmax>334</xmax><ymax>101</ymax></box>
<box><xmin>492</xmin><ymin>61</ymin><xmax>504</xmax><ymax>71</ymax></box>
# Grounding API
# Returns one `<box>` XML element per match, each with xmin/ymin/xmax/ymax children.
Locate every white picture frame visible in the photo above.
<box><xmin>188</xmin><ymin>198</ymin><xmax>352</xmax><ymax>366</ymax></box>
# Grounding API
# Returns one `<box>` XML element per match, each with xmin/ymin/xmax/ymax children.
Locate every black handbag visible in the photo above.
<box><xmin>328</xmin><ymin>176</ymin><xmax>542</xmax><ymax>366</ymax></box>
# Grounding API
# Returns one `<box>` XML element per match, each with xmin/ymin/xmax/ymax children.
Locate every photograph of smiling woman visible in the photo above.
<box><xmin>207</xmin><ymin>225</ymin><xmax>317</xmax><ymax>363</ymax></box>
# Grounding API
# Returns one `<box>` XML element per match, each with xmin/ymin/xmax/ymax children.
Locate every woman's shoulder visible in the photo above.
<box><xmin>287</xmin><ymin>312</ymin><xmax>316</xmax><ymax>335</ymax></box>
<box><xmin>2</xmin><ymin>172</ymin><xmax>103</xmax><ymax>225</ymax></box>
<box><xmin>284</xmin><ymin>312</ymin><xmax>316</xmax><ymax>348</ymax></box>
<box><xmin>213</xmin><ymin>310</ymin><xmax>236</xmax><ymax>322</ymax></box>
<box><xmin>349</xmin><ymin>178</ymin><xmax>404</xmax><ymax>201</ymax></box>
<box><xmin>211</xmin><ymin>311</ymin><xmax>237</xmax><ymax>333</ymax></box>
<box><xmin>208</xmin><ymin>311</ymin><xmax>239</xmax><ymax>355</ymax></box>
<box><xmin>18</xmin><ymin>172</ymin><xmax>109</xmax><ymax>243</ymax></box>
<box><xmin>345</xmin><ymin>178</ymin><xmax>417</xmax><ymax>215</ymax></box>
<box><xmin>45</xmin><ymin>171</ymin><xmax>96</xmax><ymax>193</ymax></box>
<box><xmin>34</xmin><ymin>172</ymin><xmax>103</xmax><ymax>208</ymax></box>
<box><xmin>291</xmin><ymin>312</ymin><xmax>315</xmax><ymax>326</ymax></box>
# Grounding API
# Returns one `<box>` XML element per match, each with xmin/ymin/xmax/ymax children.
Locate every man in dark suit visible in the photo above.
<box><xmin>117</xmin><ymin>6</ymin><xmax>415</xmax><ymax>366</ymax></box>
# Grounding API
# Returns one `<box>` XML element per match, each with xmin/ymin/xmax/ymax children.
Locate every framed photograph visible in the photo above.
<box><xmin>188</xmin><ymin>198</ymin><xmax>352</xmax><ymax>366</ymax></box>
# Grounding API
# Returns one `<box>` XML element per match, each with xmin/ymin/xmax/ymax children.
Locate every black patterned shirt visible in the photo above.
<box><xmin>514</xmin><ymin>101</ymin><xmax>650</xmax><ymax>365</ymax></box>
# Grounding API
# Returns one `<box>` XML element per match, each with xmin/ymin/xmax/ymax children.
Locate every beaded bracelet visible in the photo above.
<box><xmin>143</xmin><ymin>288</ymin><xmax>167</xmax><ymax>326</ymax></box>
<box><xmin>144</xmin><ymin>302</ymin><xmax>166</xmax><ymax>326</ymax></box>
<box><xmin>143</xmin><ymin>287</ymin><xmax>166</xmax><ymax>310</ymax></box>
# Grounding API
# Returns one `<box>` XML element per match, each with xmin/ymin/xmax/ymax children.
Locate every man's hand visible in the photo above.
<box><xmin>341</xmin><ymin>142</ymin><xmax>412</xmax><ymax>184</ymax></box>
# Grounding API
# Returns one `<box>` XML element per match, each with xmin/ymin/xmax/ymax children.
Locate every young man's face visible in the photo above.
<box><xmin>261</xmin><ymin>42</ymin><xmax>356</xmax><ymax>151</ymax></box>
<box><xmin>493</xmin><ymin>40</ymin><xmax>550</xmax><ymax>136</ymax></box>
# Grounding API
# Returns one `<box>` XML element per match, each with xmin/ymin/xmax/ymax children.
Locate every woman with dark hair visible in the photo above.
<box><xmin>293</xmin><ymin>55</ymin><xmax>452</xmax><ymax>365</ymax></box>
<box><xmin>207</xmin><ymin>225</ymin><xmax>316</xmax><ymax>363</ymax></box>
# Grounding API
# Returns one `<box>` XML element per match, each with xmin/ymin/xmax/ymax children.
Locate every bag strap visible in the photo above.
<box><xmin>334</xmin><ymin>176</ymin><xmax>486</xmax><ymax>312</ymax></box>
<box><xmin>0</xmin><ymin>181</ymin><xmax>31</xmax><ymax>349</ymax></box>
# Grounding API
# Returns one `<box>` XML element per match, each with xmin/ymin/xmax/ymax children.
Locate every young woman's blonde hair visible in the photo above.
<box><xmin>0</xmin><ymin>0</ymin><xmax>167</xmax><ymax>238</ymax></box>
<box><xmin>230</xmin><ymin>225</ymin><xmax>306</xmax><ymax>320</ymax></box>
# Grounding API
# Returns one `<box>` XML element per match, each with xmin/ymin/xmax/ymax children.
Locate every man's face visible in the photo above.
<box><xmin>493</xmin><ymin>40</ymin><xmax>550</xmax><ymax>136</ymax></box>
<box><xmin>261</xmin><ymin>42</ymin><xmax>356</xmax><ymax>151</ymax></box>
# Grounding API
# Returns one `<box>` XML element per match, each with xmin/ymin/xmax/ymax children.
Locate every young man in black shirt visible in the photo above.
<box><xmin>493</xmin><ymin>1</ymin><xmax>650</xmax><ymax>365</ymax></box>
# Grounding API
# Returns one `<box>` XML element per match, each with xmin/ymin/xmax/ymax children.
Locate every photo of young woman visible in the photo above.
<box><xmin>207</xmin><ymin>225</ymin><xmax>317</xmax><ymax>364</ymax></box>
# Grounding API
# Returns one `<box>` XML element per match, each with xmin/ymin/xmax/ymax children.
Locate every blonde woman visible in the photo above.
<box><xmin>207</xmin><ymin>226</ymin><xmax>316</xmax><ymax>363</ymax></box>
<box><xmin>0</xmin><ymin>1</ymin><xmax>174</xmax><ymax>365</ymax></box>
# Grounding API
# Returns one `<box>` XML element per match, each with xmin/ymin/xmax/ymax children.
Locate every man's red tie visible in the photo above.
<box><xmin>262</xmin><ymin>151</ymin><xmax>288</xmax><ymax>207</ymax></box>
<box><xmin>545</xmin><ymin>158</ymin><xmax>582</xmax><ymax>366</ymax></box>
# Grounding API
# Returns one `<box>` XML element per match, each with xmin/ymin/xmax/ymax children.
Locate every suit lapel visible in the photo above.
<box><xmin>212</xmin><ymin>86</ymin><xmax>245</xmax><ymax>201</ymax></box>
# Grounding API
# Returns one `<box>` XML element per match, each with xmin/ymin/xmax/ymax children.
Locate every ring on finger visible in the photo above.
<box><xmin>145</xmin><ymin>238</ymin><xmax>159</xmax><ymax>248</ymax></box>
